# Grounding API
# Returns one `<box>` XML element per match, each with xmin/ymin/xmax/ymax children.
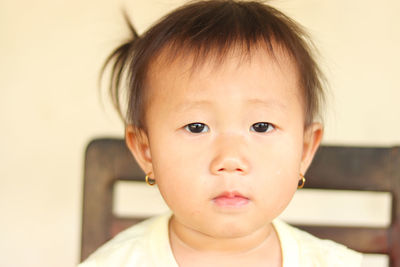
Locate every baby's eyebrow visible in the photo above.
<box><xmin>175</xmin><ymin>98</ymin><xmax>287</xmax><ymax>112</ymax></box>
<box><xmin>175</xmin><ymin>100</ymin><xmax>213</xmax><ymax>112</ymax></box>
<box><xmin>246</xmin><ymin>98</ymin><xmax>287</xmax><ymax>111</ymax></box>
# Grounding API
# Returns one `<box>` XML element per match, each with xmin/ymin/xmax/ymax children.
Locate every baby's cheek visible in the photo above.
<box><xmin>252</xmin><ymin>149</ymin><xmax>299</xmax><ymax>217</ymax></box>
<box><xmin>254</xmin><ymin>176</ymin><xmax>297</xmax><ymax>221</ymax></box>
<box><xmin>154</xmin><ymin>155</ymin><xmax>199</xmax><ymax>201</ymax></box>
<box><xmin>269</xmin><ymin>135</ymin><xmax>303</xmax><ymax>172</ymax></box>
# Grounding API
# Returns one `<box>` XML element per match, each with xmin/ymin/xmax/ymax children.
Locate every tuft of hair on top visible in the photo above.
<box><xmin>100</xmin><ymin>0</ymin><xmax>327</xmax><ymax>136</ymax></box>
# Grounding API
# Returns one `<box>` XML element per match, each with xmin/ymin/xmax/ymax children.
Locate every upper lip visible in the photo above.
<box><xmin>214</xmin><ymin>191</ymin><xmax>248</xmax><ymax>199</ymax></box>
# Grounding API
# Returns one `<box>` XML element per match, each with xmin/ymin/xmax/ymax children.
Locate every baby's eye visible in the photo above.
<box><xmin>184</xmin><ymin>123</ymin><xmax>209</xmax><ymax>133</ymax></box>
<box><xmin>250</xmin><ymin>122</ymin><xmax>275</xmax><ymax>133</ymax></box>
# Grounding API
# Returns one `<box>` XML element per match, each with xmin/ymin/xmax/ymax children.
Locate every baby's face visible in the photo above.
<box><xmin>128</xmin><ymin>47</ymin><xmax>322</xmax><ymax>239</ymax></box>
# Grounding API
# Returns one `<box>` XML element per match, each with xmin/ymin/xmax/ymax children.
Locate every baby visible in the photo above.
<box><xmin>80</xmin><ymin>0</ymin><xmax>363</xmax><ymax>266</ymax></box>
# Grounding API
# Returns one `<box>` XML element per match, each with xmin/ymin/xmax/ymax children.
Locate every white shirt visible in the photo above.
<box><xmin>79</xmin><ymin>213</ymin><xmax>363</xmax><ymax>267</ymax></box>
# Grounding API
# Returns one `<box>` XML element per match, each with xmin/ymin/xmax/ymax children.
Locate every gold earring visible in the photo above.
<box><xmin>298</xmin><ymin>173</ymin><xmax>306</xmax><ymax>189</ymax></box>
<box><xmin>145</xmin><ymin>171</ymin><xmax>156</xmax><ymax>186</ymax></box>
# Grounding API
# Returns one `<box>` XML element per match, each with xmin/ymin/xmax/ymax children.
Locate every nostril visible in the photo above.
<box><xmin>218</xmin><ymin>168</ymin><xmax>244</xmax><ymax>172</ymax></box>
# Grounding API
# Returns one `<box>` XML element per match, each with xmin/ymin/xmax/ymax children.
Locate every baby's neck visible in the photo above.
<box><xmin>168</xmin><ymin>216</ymin><xmax>282</xmax><ymax>266</ymax></box>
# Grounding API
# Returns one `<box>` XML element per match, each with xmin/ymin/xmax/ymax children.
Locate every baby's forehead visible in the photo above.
<box><xmin>148</xmin><ymin>42</ymin><xmax>299</xmax><ymax>82</ymax></box>
<box><xmin>145</xmin><ymin>43</ymin><xmax>303</xmax><ymax>110</ymax></box>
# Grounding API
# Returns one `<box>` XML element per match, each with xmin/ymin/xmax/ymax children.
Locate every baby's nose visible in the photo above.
<box><xmin>209</xmin><ymin>135</ymin><xmax>250</xmax><ymax>175</ymax></box>
<box><xmin>212</xmin><ymin>158</ymin><xmax>248</xmax><ymax>173</ymax></box>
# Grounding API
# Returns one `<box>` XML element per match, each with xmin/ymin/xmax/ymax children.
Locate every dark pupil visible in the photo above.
<box><xmin>253</xmin><ymin>122</ymin><xmax>269</xmax><ymax>132</ymax></box>
<box><xmin>189</xmin><ymin>123</ymin><xmax>204</xmax><ymax>133</ymax></box>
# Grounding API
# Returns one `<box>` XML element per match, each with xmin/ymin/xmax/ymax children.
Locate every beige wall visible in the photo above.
<box><xmin>1</xmin><ymin>0</ymin><xmax>399</xmax><ymax>266</ymax></box>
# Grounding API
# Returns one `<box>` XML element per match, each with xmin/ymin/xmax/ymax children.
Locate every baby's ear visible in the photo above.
<box><xmin>300</xmin><ymin>122</ymin><xmax>323</xmax><ymax>174</ymax></box>
<box><xmin>125</xmin><ymin>125</ymin><xmax>153</xmax><ymax>174</ymax></box>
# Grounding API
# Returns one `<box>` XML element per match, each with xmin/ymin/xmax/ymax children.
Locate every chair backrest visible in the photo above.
<box><xmin>80</xmin><ymin>138</ymin><xmax>400</xmax><ymax>266</ymax></box>
<box><xmin>296</xmin><ymin>145</ymin><xmax>400</xmax><ymax>267</ymax></box>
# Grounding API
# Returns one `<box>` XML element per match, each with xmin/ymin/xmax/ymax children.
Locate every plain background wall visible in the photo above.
<box><xmin>1</xmin><ymin>0</ymin><xmax>399</xmax><ymax>266</ymax></box>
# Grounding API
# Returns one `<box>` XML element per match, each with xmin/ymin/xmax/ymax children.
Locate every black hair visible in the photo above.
<box><xmin>101</xmin><ymin>0</ymin><xmax>326</xmax><ymax>136</ymax></box>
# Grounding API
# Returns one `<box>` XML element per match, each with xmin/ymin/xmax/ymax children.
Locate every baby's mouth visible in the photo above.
<box><xmin>212</xmin><ymin>191</ymin><xmax>250</xmax><ymax>207</ymax></box>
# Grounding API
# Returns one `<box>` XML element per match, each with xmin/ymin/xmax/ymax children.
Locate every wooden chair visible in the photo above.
<box><xmin>80</xmin><ymin>138</ymin><xmax>400</xmax><ymax>266</ymax></box>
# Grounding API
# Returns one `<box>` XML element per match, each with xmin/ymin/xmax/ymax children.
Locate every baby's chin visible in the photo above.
<box><xmin>199</xmin><ymin>218</ymin><xmax>273</xmax><ymax>240</ymax></box>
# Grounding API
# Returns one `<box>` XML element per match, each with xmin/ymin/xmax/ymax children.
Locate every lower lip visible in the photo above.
<box><xmin>213</xmin><ymin>196</ymin><xmax>249</xmax><ymax>207</ymax></box>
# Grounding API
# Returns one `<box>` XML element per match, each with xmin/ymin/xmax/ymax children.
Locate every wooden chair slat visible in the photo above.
<box><xmin>297</xmin><ymin>225</ymin><xmax>389</xmax><ymax>254</ymax></box>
